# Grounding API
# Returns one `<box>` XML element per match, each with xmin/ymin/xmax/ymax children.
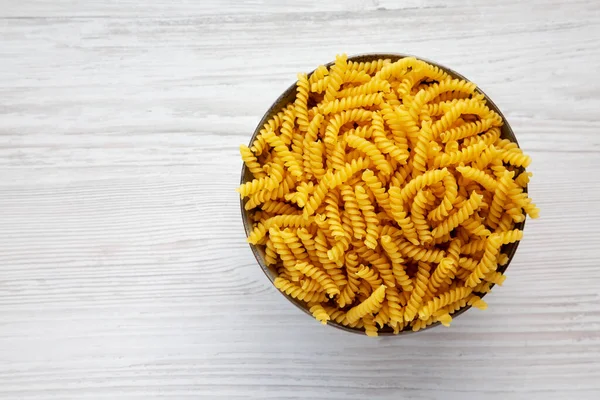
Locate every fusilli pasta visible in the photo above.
<box><xmin>239</xmin><ymin>55</ymin><xmax>538</xmax><ymax>336</ymax></box>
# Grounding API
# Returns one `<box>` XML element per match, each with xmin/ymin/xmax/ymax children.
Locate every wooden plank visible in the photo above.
<box><xmin>1</xmin><ymin>0</ymin><xmax>599</xmax><ymax>398</ymax></box>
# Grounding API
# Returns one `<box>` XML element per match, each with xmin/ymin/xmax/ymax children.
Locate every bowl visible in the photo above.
<box><xmin>240</xmin><ymin>53</ymin><xmax>526</xmax><ymax>335</ymax></box>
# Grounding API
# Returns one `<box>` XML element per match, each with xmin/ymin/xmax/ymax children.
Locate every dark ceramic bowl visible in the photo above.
<box><xmin>240</xmin><ymin>53</ymin><xmax>525</xmax><ymax>335</ymax></box>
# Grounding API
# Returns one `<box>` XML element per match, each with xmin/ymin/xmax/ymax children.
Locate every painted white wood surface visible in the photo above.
<box><xmin>1</xmin><ymin>1</ymin><xmax>599</xmax><ymax>398</ymax></box>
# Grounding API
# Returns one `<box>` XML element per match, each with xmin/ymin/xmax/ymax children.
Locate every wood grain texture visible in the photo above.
<box><xmin>1</xmin><ymin>0</ymin><xmax>600</xmax><ymax>398</ymax></box>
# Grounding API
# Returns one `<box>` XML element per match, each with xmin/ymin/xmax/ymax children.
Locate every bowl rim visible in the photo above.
<box><xmin>240</xmin><ymin>53</ymin><xmax>526</xmax><ymax>336</ymax></box>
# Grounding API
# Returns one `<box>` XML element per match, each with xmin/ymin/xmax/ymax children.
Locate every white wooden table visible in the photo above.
<box><xmin>1</xmin><ymin>1</ymin><xmax>599</xmax><ymax>398</ymax></box>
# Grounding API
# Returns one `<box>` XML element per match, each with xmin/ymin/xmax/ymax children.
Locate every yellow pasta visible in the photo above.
<box><xmin>345</xmin><ymin>284</ymin><xmax>387</xmax><ymax>324</ymax></box>
<box><xmin>239</xmin><ymin>55</ymin><xmax>538</xmax><ymax>336</ymax></box>
<box><xmin>431</xmin><ymin>192</ymin><xmax>483</xmax><ymax>239</ymax></box>
<box><xmin>321</xmin><ymin>93</ymin><xmax>384</xmax><ymax>115</ymax></box>
<box><xmin>274</xmin><ymin>277</ymin><xmax>328</xmax><ymax>303</ymax></box>
<box><xmin>418</xmin><ymin>286</ymin><xmax>473</xmax><ymax>320</ymax></box>
<box><xmin>346</xmin><ymin>135</ymin><xmax>392</xmax><ymax>175</ymax></box>
<box><xmin>380</xmin><ymin>235</ymin><xmax>413</xmax><ymax>292</ymax></box>
<box><xmin>356</xmin><ymin>265</ymin><xmax>383</xmax><ymax>290</ymax></box>
<box><xmin>337</xmin><ymin>252</ymin><xmax>360</xmax><ymax>308</ymax></box>
<box><xmin>354</xmin><ymin>185</ymin><xmax>379</xmax><ymax>249</ymax></box>
<box><xmin>411</xmin><ymin>189</ymin><xmax>435</xmax><ymax>244</ymax></box>
<box><xmin>294</xmin><ymin>261</ymin><xmax>340</xmax><ymax>297</ymax></box>
<box><xmin>354</xmin><ymin>244</ymin><xmax>396</xmax><ymax>288</ymax></box>
<box><xmin>309</xmin><ymin>303</ymin><xmax>330</xmax><ymax>325</ymax></box>
<box><xmin>428</xmin><ymin>258</ymin><xmax>457</xmax><ymax>296</ymax></box>
<box><xmin>465</xmin><ymin>234</ymin><xmax>504</xmax><ymax>287</ymax></box>
<box><xmin>404</xmin><ymin>262</ymin><xmax>431</xmax><ymax>322</ymax></box>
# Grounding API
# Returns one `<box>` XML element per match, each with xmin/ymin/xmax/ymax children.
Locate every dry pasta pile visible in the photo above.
<box><xmin>238</xmin><ymin>54</ymin><xmax>539</xmax><ymax>336</ymax></box>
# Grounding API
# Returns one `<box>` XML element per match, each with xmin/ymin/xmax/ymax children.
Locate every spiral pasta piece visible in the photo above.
<box><xmin>484</xmin><ymin>271</ymin><xmax>506</xmax><ymax>286</ymax></box>
<box><xmin>322</xmin><ymin>307</ymin><xmax>364</xmax><ymax>329</ymax></box>
<box><xmin>474</xmin><ymin>144</ymin><xmax>499</xmax><ymax>170</ymax></box>
<box><xmin>371</xmin><ymin>112</ymin><xmax>409</xmax><ymax>164</ymax></box>
<box><xmin>278</xmin><ymin>105</ymin><xmax>296</xmax><ymax>147</ymax></box>
<box><xmin>435</xmin><ymin>297</ymin><xmax>468</xmax><ymax>318</ymax></box>
<box><xmin>309</xmin><ymin>303</ymin><xmax>330</xmax><ymax>325</ymax></box>
<box><xmin>465</xmin><ymin>234</ymin><xmax>503</xmax><ymax>288</ymax></box>
<box><xmin>388</xmin><ymin>187</ymin><xmax>420</xmax><ymax>245</ymax></box>
<box><xmin>458</xmin><ymin>256</ymin><xmax>479</xmax><ymax>272</ymax></box>
<box><xmin>515</xmin><ymin>171</ymin><xmax>532</xmax><ymax>187</ymax></box>
<box><xmin>313</xmin><ymin>230</ymin><xmax>347</xmax><ymax>287</ymax></box>
<box><xmin>327</xmin><ymin>157</ymin><xmax>372</xmax><ymax>190</ymax></box>
<box><xmin>347</xmin><ymin>58</ymin><xmax>392</xmax><ymax>74</ymax></box>
<box><xmin>308</xmin><ymin>64</ymin><xmax>328</xmax><ymax>85</ymax></box>
<box><xmin>462</xmin><ymin>127</ymin><xmax>501</xmax><ymax>148</ymax></box>
<box><xmin>460</xmin><ymin>239</ymin><xmax>486</xmax><ymax>255</ymax></box>
<box><xmin>346</xmin><ymin>285</ymin><xmax>387</xmax><ymax>324</ymax></box>
<box><xmin>301</xmin><ymin>277</ymin><xmax>324</xmax><ymax>293</ymax></box>
<box><xmin>428</xmin><ymin>174</ymin><xmax>458</xmax><ymax>221</ymax></box>
<box><xmin>440</xmin><ymin>117</ymin><xmax>499</xmax><ymax>143</ymax></box>
<box><xmin>262</xmin><ymin>130</ymin><xmax>303</xmax><ymax>178</ymax></box>
<box><xmin>384</xmin><ymin>286</ymin><xmax>405</xmax><ymax>325</ymax></box>
<box><xmin>240</xmin><ymin>144</ymin><xmax>267</xmax><ymax>178</ymax></box>
<box><xmin>418</xmin><ymin>286</ymin><xmax>473</xmax><ymax>320</ymax></box>
<box><xmin>351</xmin><ymin>247</ymin><xmax>391</xmax><ymax>290</ymax></box>
<box><xmin>380</xmin><ymin>102</ymin><xmax>410</xmax><ymax>151</ymax></box>
<box><xmin>488</xmin><ymin>170</ymin><xmax>514</xmax><ymax>230</ymax></box>
<box><xmin>411</xmin><ymin>119</ymin><xmax>433</xmax><ymax>177</ymax></box>
<box><xmin>264</xmin><ymin>238</ymin><xmax>278</xmax><ymax>266</ymax></box>
<box><xmin>411</xmin><ymin>190</ymin><xmax>435</xmax><ymax>245</ymax></box>
<box><xmin>473</xmin><ymin>281</ymin><xmax>493</xmax><ymax>294</ymax></box>
<box><xmin>252</xmin><ymin>106</ymin><xmax>289</xmax><ymax>155</ymax></box>
<box><xmin>361</xmin><ymin>314</ymin><xmax>378</xmax><ymax>337</ymax></box>
<box><xmin>307</xmin><ymin>140</ymin><xmax>326</xmax><ymax>179</ymax></box>
<box><xmin>373</xmin><ymin>301</ymin><xmax>391</xmax><ymax>328</ymax></box>
<box><xmin>274</xmin><ymin>277</ymin><xmax>328</xmax><ymax>303</ymax></box>
<box><xmin>431</xmin><ymin>192</ymin><xmax>483</xmax><ymax>239</ymax></box>
<box><xmin>337</xmin><ymin>185</ymin><xmax>366</xmax><ymax>241</ymax></box>
<box><xmin>247</xmin><ymin>214</ymin><xmax>310</xmax><ymax>245</ymax></box>
<box><xmin>326</xmin><ymin>232</ymin><xmax>351</xmax><ymax>263</ymax></box>
<box><xmin>428</xmin><ymin>258</ymin><xmax>457</xmax><ymax>296</ymax></box>
<box><xmin>356</xmin><ymin>265</ymin><xmax>383</xmax><ymax>290</ymax></box>
<box><xmin>261</xmin><ymin>201</ymin><xmax>300</xmax><ymax>215</ymax></box>
<box><xmin>280</xmin><ymin>229</ymin><xmax>309</xmax><ymax>263</ymax></box>
<box><xmin>302</xmin><ymin>175</ymin><xmax>332</xmax><ymax>219</ymax></box>
<box><xmin>497</xmin><ymin>229</ymin><xmax>524</xmax><ymax>244</ymax></box>
<box><xmin>500</xmin><ymin>148</ymin><xmax>532</xmax><ymax>168</ymax></box>
<box><xmin>338</xmin><ymin>78</ymin><xmax>391</xmax><ymax>99</ymax></box>
<box><xmin>324</xmin><ymin>108</ymin><xmax>372</xmax><ymax>146</ymax></box>
<box><xmin>322</xmin><ymin>54</ymin><xmax>347</xmax><ymax>102</ymax></box>
<box><xmin>355</xmin><ymin>185</ymin><xmax>379</xmax><ymax>250</ymax></box>
<box><xmin>296</xmin><ymin>228</ymin><xmax>324</xmax><ymax>269</ymax></box>
<box><xmin>460</xmin><ymin>215</ymin><xmax>492</xmax><ymax>238</ymax></box>
<box><xmin>321</xmin><ymin>93</ymin><xmax>384</xmax><ymax>115</ymax></box>
<box><xmin>380</xmin><ymin>235</ymin><xmax>413</xmax><ymax>292</ymax></box>
<box><xmin>245</xmin><ymin>173</ymin><xmax>297</xmax><ymax>210</ymax></box>
<box><xmin>302</xmin><ymin>114</ymin><xmax>324</xmax><ymax>175</ymax></box>
<box><xmin>294</xmin><ymin>261</ymin><xmax>340</xmax><ymax>297</ymax></box>
<box><xmin>398</xmin><ymin>168</ymin><xmax>450</xmax><ymax>203</ymax></box>
<box><xmin>337</xmin><ymin>252</ymin><xmax>360</xmax><ymax>308</ymax></box>
<box><xmin>456</xmin><ymin>165</ymin><xmax>498</xmax><ymax>192</ymax></box>
<box><xmin>294</xmin><ymin>73</ymin><xmax>310</xmax><ymax>133</ymax></box>
<box><xmin>323</xmin><ymin>190</ymin><xmax>345</xmax><ymax>239</ymax></box>
<box><xmin>361</xmin><ymin>169</ymin><xmax>391</xmax><ymax>214</ymax></box>
<box><xmin>404</xmin><ymin>262</ymin><xmax>431</xmax><ymax>322</ymax></box>
<box><xmin>432</xmin><ymin>141</ymin><xmax>487</xmax><ymax>168</ymax></box>
<box><xmin>397</xmin><ymin>240</ymin><xmax>446</xmax><ymax>263</ymax></box>
<box><xmin>346</xmin><ymin>135</ymin><xmax>392</xmax><ymax>175</ymax></box>
<box><xmin>237</xmin><ymin>162</ymin><xmax>284</xmax><ymax>198</ymax></box>
<box><xmin>329</xmin><ymin>139</ymin><xmax>347</xmax><ymax>171</ymax></box>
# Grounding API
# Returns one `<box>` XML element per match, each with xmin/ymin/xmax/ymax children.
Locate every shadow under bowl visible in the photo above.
<box><xmin>240</xmin><ymin>53</ymin><xmax>526</xmax><ymax>336</ymax></box>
